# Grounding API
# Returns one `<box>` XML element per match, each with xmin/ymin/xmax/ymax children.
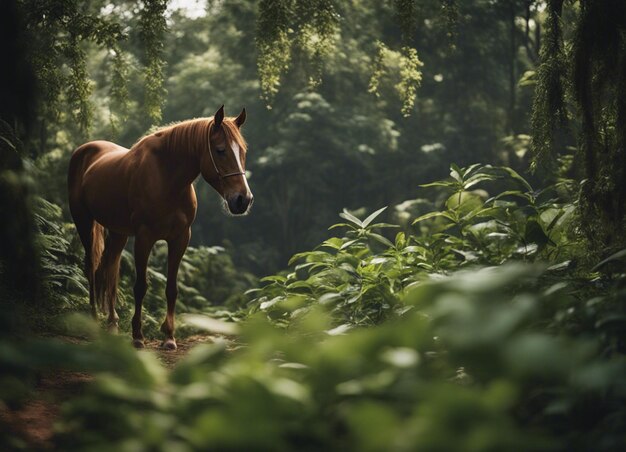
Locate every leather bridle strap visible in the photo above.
<box><xmin>207</xmin><ymin>122</ymin><xmax>246</xmax><ymax>179</ymax></box>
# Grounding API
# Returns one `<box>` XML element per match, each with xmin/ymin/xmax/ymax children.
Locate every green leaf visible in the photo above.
<box><xmin>329</xmin><ymin>222</ymin><xmax>358</xmax><ymax>231</ymax></box>
<box><xmin>340</xmin><ymin>239</ymin><xmax>360</xmax><ymax>250</ymax></box>
<box><xmin>412</xmin><ymin>211</ymin><xmax>455</xmax><ymax>225</ymax></box>
<box><xmin>544</xmin><ymin>209</ymin><xmax>566</xmax><ymax>233</ymax></box>
<box><xmin>592</xmin><ymin>248</ymin><xmax>626</xmax><ymax>271</ymax></box>
<box><xmin>321</xmin><ymin>237</ymin><xmax>344</xmax><ymax>249</ymax></box>
<box><xmin>445</xmin><ymin>191</ymin><xmax>483</xmax><ymax>214</ymax></box>
<box><xmin>395</xmin><ymin>232</ymin><xmax>406</xmax><ymax>248</ymax></box>
<box><xmin>419</xmin><ymin>181</ymin><xmax>457</xmax><ymax>188</ymax></box>
<box><xmin>450</xmin><ymin>164</ymin><xmax>462</xmax><ymax>182</ymax></box>
<box><xmin>181</xmin><ymin>314</ymin><xmax>239</xmax><ymax>335</ymax></box>
<box><xmin>452</xmin><ymin>249</ymin><xmax>479</xmax><ymax>262</ymax></box>
<box><xmin>260</xmin><ymin>296</ymin><xmax>283</xmax><ymax>310</ymax></box>
<box><xmin>260</xmin><ymin>275</ymin><xmax>287</xmax><ymax>283</ymax></box>
<box><xmin>339</xmin><ymin>209</ymin><xmax>363</xmax><ymax>227</ymax></box>
<box><xmin>499</xmin><ymin>166</ymin><xmax>533</xmax><ymax>192</ymax></box>
<box><xmin>464</xmin><ymin>173</ymin><xmax>498</xmax><ymax>189</ymax></box>
<box><xmin>463</xmin><ymin>163</ymin><xmax>483</xmax><ymax>178</ymax></box>
<box><xmin>362</xmin><ymin>206</ymin><xmax>388</xmax><ymax>228</ymax></box>
<box><xmin>547</xmin><ymin>260</ymin><xmax>571</xmax><ymax>272</ymax></box>
<box><xmin>368</xmin><ymin>232</ymin><xmax>394</xmax><ymax>248</ymax></box>
<box><xmin>0</xmin><ymin>135</ymin><xmax>17</xmax><ymax>150</ymax></box>
<box><xmin>486</xmin><ymin>190</ymin><xmax>529</xmax><ymax>203</ymax></box>
<box><xmin>288</xmin><ymin>251</ymin><xmax>327</xmax><ymax>266</ymax></box>
<box><xmin>473</xmin><ymin>206</ymin><xmax>505</xmax><ymax>219</ymax></box>
<box><xmin>401</xmin><ymin>245</ymin><xmax>426</xmax><ymax>254</ymax></box>
<box><xmin>368</xmin><ymin>223</ymin><xmax>400</xmax><ymax>229</ymax></box>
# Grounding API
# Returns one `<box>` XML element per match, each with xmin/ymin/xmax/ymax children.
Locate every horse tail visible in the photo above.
<box><xmin>91</xmin><ymin>222</ymin><xmax>107</xmax><ymax>313</ymax></box>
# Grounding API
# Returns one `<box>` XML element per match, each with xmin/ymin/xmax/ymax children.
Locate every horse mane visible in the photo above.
<box><xmin>131</xmin><ymin>117</ymin><xmax>247</xmax><ymax>156</ymax></box>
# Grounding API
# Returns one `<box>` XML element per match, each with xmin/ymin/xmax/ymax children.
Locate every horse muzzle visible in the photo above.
<box><xmin>227</xmin><ymin>192</ymin><xmax>254</xmax><ymax>215</ymax></box>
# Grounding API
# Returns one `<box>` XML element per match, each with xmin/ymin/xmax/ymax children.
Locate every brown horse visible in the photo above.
<box><xmin>68</xmin><ymin>105</ymin><xmax>252</xmax><ymax>350</ymax></box>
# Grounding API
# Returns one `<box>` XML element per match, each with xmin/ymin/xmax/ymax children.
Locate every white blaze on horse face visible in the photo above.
<box><xmin>231</xmin><ymin>142</ymin><xmax>242</xmax><ymax>171</ymax></box>
<box><xmin>231</xmin><ymin>141</ymin><xmax>251</xmax><ymax>192</ymax></box>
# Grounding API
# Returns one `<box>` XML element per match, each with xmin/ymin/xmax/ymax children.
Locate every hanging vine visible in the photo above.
<box><xmin>397</xmin><ymin>46</ymin><xmax>423</xmax><ymax>116</ymax></box>
<box><xmin>367</xmin><ymin>41</ymin><xmax>423</xmax><ymax>117</ymax></box>
<box><xmin>257</xmin><ymin>0</ymin><xmax>339</xmax><ymax>106</ymax></box>
<box><xmin>18</xmin><ymin>0</ymin><xmax>130</xmax><ymax>144</ymax></box>
<box><xmin>64</xmin><ymin>29</ymin><xmax>93</xmax><ymax>134</ymax></box>
<box><xmin>367</xmin><ymin>1</ymin><xmax>423</xmax><ymax>117</ymax></box>
<box><xmin>139</xmin><ymin>0</ymin><xmax>168</xmax><ymax>125</ymax></box>
<box><xmin>257</xmin><ymin>0</ymin><xmax>293</xmax><ymax>105</ymax></box>
<box><xmin>256</xmin><ymin>0</ymin><xmax>423</xmax><ymax>115</ymax></box>
<box><xmin>107</xmin><ymin>43</ymin><xmax>131</xmax><ymax>136</ymax></box>
<box><xmin>295</xmin><ymin>0</ymin><xmax>338</xmax><ymax>89</ymax></box>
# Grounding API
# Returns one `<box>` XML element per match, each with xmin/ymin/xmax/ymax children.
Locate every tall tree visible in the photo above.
<box><xmin>532</xmin><ymin>0</ymin><xmax>626</xmax><ymax>252</ymax></box>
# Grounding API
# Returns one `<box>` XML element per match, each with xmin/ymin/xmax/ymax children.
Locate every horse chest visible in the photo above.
<box><xmin>129</xmin><ymin>186</ymin><xmax>196</xmax><ymax>239</ymax></box>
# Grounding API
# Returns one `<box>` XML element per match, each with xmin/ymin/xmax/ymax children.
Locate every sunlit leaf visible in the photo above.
<box><xmin>412</xmin><ymin>211</ymin><xmax>455</xmax><ymax>225</ymax></box>
<box><xmin>368</xmin><ymin>233</ymin><xmax>394</xmax><ymax>248</ymax></box>
<box><xmin>362</xmin><ymin>206</ymin><xmax>388</xmax><ymax>228</ymax></box>
<box><xmin>181</xmin><ymin>314</ymin><xmax>239</xmax><ymax>335</ymax></box>
<box><xmin>339</xmin><ymin>209</ymin><xmax>363</xmax><ymax>227</ymax></box>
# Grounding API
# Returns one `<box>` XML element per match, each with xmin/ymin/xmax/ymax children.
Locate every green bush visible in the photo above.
<box><xmin>44</xmin><ymin>164</ymin><xmax>625</xmax><ymax>451</ymax></box>
<box><xmin>4</xmin><ymin>164</ymin><xmax>625</xmax><ymax>451</ymax></box>
<box><xmin>53</xmin><ymin>264</ymin><xmax>626</xmax><ymax>451</ymax></box>
<box><xmin>249</xmin><ymin>164</ymin><xmax>582</xmax><ymax>327</ymax></box>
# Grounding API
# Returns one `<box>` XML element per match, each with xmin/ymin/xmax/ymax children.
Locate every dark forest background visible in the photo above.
<box><xmin>5</xmin><ymin>0</ymin><xmax>554</xmax><ymax>274</ymax></box>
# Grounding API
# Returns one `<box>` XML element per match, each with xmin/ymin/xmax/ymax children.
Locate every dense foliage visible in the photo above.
<box><xmin>3</xmin><ymin>0</ymin><xmax>551</xmax><ymax>269</ymax></box>
<box><xmin>52</xmin><ymin>263</ymin><xmax>626</xmax><ymax>451</ymax></box>
<box><xmin>249</xmin><ymin>164</ymin><xmax>580</xmax><ymax>326</ymax></box>
<box><xmin>531</xmin><ymin>0</ymin><xmax>626</xmax><ymax>252</ymax></box>
<box><xmin>4</xmin><ymin>167</ymin><xmax>626</xmax><ymax>451</ymax></box>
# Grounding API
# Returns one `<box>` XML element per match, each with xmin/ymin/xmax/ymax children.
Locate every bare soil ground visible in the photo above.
<box><xmin>0</xmin><ymin>334</ymin><xmax>218</xmax><ymax>450</ymax></box>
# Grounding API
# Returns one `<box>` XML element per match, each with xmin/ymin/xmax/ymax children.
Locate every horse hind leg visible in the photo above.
<box><xmin>160</xmin><ymin>228</ymin><xmax>191</xmax><ymax>351</ymax></box>
<box><xmin>131</xmin><ymin>229</ymin><xmax>156</xmax><ymax>349</ymax></box>
<box><xmin>95</xmin><ymin>232</ymin><xmax>128</xmax><ymax>333</ymax></box>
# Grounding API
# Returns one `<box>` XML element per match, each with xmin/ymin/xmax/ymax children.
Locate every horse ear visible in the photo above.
<box><xmin>214</xmin><ymin>105</ymin><xmax>225</xmax><ymax>127</ymax></box>
<box><xmin>235</xmin><ymin>107</ymin><xmax>246</xmax><ymax>128</ymax></box>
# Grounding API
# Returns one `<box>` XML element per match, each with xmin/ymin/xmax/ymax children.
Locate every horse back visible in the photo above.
<box><xmin>68</xmin><ymin>141</ymin><xmax>128</xmax><ymax>191</ymax></box>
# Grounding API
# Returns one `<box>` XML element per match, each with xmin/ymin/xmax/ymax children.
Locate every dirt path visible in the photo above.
<box><xmin>0</xmin><ymin>335</ymin><xmax>219</xmax><ymax>450</ymax></box>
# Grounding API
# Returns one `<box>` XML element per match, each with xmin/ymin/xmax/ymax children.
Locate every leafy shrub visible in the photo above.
<box><xmin>53</xmin><ymin>264</ymin><xmax>626</xmax><ymax>451</ymax></box>
<box><xmin>43</xmin><ymin>164</ymin><xmax>624</xmax><ymax>451</ymax></box>
<box><xmin>4</xmin><ymin>164</ymin><xmax>626</xmax><ymax>451</ymax></box>
<box><xmin>34</xmin><ymin>197</ymin><xmax>89</xmax><ymax>310</ymax></box>
<box><xmin>249</xmin><ymin>164</ymin><xmax>582</xmax><ymax>327</ymax></box>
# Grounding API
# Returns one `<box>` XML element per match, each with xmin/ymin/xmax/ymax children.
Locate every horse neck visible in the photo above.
<box><xmin>161</xmin><ymin>120</ymin><xmax>209</xmax><ymax>187</ymax></box>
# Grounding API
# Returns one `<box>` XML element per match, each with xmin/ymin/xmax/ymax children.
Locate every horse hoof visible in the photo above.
<box><xmin>132</xmin><ymin>339</ymin><xmax>145</xmax><ymax>349</ymax></box>
<box><xmin>108</xmin><ymin>324</ymin><xmax>119</xmax><ymax>334</ymax></box>
<box><xmin>161</xmin><ymin>339</ymin><xmax>177</xmax><ymax>350</ymax></box>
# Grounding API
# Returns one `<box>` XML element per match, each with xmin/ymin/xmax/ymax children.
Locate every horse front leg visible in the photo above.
<box><xmin>131</xmin><ymin>230</ymin><xmax>155</xmax><ymax>348</ymax></box>
<box><xmin>160</xmin><ymin>228</ymin><xmax>191</xmax><ymax>350</ymax></box>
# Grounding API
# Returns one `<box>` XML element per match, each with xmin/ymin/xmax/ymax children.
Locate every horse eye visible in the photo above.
<box><xmin>216</xmin><ymin>148</ymin><xmax>226</xmax><ymax>154</ymax></box>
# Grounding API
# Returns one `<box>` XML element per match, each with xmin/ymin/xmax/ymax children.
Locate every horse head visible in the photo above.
<box><xmin>201</xmin><ymin>105</ymin><xmax>253</xmax><ymax>215</ymax></box>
